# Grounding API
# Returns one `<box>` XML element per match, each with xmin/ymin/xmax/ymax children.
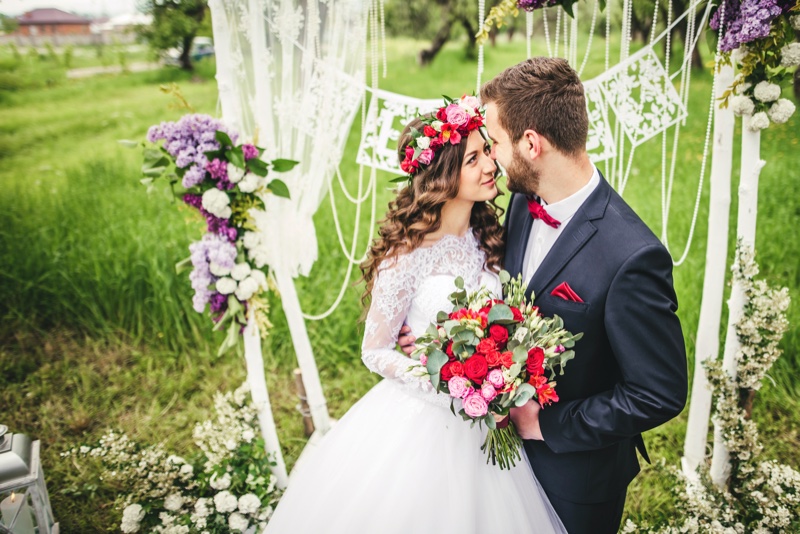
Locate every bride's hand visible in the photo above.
<box><xmin>397</xmin><ymin>325</ymin><xmax>416</xmax><ymax>357</ymax></box>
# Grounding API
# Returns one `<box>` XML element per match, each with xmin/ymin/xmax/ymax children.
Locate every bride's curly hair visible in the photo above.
<box><xmin>360</xmin><ymin>117</ymin><xmax>505</xmax><ymax>308</ymax></box>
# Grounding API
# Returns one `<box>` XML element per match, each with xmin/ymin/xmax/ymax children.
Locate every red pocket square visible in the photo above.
<box><xmin>551</xmin><ymin>282</ymin><xmax>584</xmax><ymax>303</ymax></box>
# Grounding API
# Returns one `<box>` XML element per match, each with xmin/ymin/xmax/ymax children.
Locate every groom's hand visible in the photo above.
<box><xmin>397</xmin><ymin>325</ymin><xmax>416</xmax><ymax>357</ymax></box>
<box><xmin>510</xmin><ymin>400</ymin><xmax>544</xmax><ymax>441</ymax></box>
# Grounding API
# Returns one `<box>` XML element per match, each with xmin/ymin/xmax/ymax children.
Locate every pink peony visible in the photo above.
<box><xmin>417</xmin><ymin>148</ymin><xmax>434</xmax><ymax>165</ymax></box>
<box><xmin>460</xmin><ymin>95</ymin><xmax>480</xmax><ymax>110</ymax></box>
<box><xmin>487</xmin><ymin>368</ymin><xmax>505</xmax><ymax>389</ymax></box>
<box><xmin>481</xmin><ymin>382</ymin><xmax>498</xmax><ymax>402</ymax></box>
<box><xmin>445</xmin><ymin>103</ymin><xmax>471</xmax><ymax>127</ymax></box>
<box><xmin>448</xmin><ymin>376</ymin><xmax>470</xmax><ymax>399</ymax></box>
<box><xmin>463</xmin><ymin>391</ymin><xmax>489</xmax><ymax>417</ymax></box>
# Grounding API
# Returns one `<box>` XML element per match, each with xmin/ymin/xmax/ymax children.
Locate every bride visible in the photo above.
<box><xmin>264</xmin><ymin>97</ymin><xmax>566</xmax><ymax>534</ymax></box>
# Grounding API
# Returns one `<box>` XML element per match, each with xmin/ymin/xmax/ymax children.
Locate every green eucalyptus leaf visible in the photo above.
<box><xmin>488</xmin><ymin>304</ymin><xmax>513</xmax><ymax>324</ymax></box>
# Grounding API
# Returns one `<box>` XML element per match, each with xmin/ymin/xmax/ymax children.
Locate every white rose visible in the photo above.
<box><xmin>164</xmin><ymin>493</ymin><xmax>184</xmax><ymax>512</ymax></box>
<box><xmin>792</xmin><ymin>15</ymin><xmax>800</xmax><ymax>31</ymax></box>
<box><xmin>781</xmin><ymin>43</ymin><xmax>800</xmax><ymax>68</ymax></box>
<box><xmin>753</xmin><ymin>81</ymin><xmax>781</xmax><ymax>103</ymax></box>
<box><xmin>241</xmin><ymin>429</ymin><xmax>255</xmax><ymax>443</ymax></box>
<box><xmin>235</xmin><ymin>276</ymin><xmax>260</xmax><ymax>301</ymax></box>
<box><xmin>227</xmin><ymin>162</ymin><xmax>246</xmax><ymax>183</ymax></box>
<box><xmin>730</xmin><ymin>95</ymin><xmax>755</xmax><ymax>117</ymax></box>
<box><xmin>238</xmin><ymin>493</ymin><xmax>261</xmax><ymax>515</ymax></box>
<box><xmin>249</xmin><ymin>269</ymin><xmax>267</xmax><ymax>290</ymax></box>
<box><xmin>747</xmin><ymin>112</ymin><xmax>770</xmax><ymax>132</ymax></box>
<box><xmin>431</xmin><ymin>120</ymin><xmax>443</xmax><ymax>131</ymax></box>
<box><xmin>231</xmin><ymin>263</ymin><xmax>252</xmax><ymax>281</ymax></box>
<box><xmin>201</xmin><ymin>188</ymin><xmax>232</xmax><ymax>219</ymax></box>
<box><xmin>214</xmin><ymin>490</ymin><xmax>238</xmax><ymax>513</ymax></box>
<box><xmin>415</xmin><ymin>135</ymin><xmax>430</xmax><ymax>149</ymax></box>
<box><xmin>237</xmin><ymin>172</ymin><xmax>260</xmax><ymax>193</ymax></box>
<box><xmin>228</xmin><ymin>512</ymin><xmax>250</xmax><ymax>532</ymax></box>
<box><xmin>209</xmin><ymin>262</ymin><xmax>231</xmax><ymax>277</ymax></box>
<box><xmin>215</xmin><ymin>277</ymin><xmax>237</xmax><ymax>295</ymax></box>
<box><xmin>210</xmin><ymin>471</ymin><xmax>231</xmax><ymax>490</ymax></box>
<box><xmin>767</xmin><ymin>98</ymin><xmax>796</xmax><ymax>124</ymax></box>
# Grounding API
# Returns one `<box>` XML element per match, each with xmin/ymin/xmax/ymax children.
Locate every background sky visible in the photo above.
<box><xmin>0</xmin><ymin>0</ymin><xmax>140</xmax><ymax>17</ymax></box>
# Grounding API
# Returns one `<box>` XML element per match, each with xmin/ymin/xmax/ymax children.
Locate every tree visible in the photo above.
<box><xmin>137</xmin><ymin>0</ymin><xmax>208</xmax><ymax>71</ymax></box>
<box><xmin>418</xmin><ymin>0</ymin><xmax>504</xmax><ymax>67</ymax></box>
<box><xmin>0</xmin><ymin>14</ymin><xmax>19</xmax><ymax>34</ymax></box>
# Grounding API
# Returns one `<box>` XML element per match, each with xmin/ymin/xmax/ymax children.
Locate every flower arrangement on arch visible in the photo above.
<box><xmin>412</xmin><ymin>271</ymin><xmax>582</xmax><ymax>469</ymax></box>
<box><xmin>712</xmin><ymin>0</ymin><xmax>800</xmax><ymax>131</ymax></box>
<box><xmin>131</xmin><ymin>114</ymin><xmax>297</xmax><ymax>355</ymax></box>
<box><xmin>63</xmin><ymin>383</ymin><xmax>282</xmax><ymax>533</ymax></box>
<box><xmin>477</xmin><ymin>0</ymin><xmax>607</xmax><ymax>44</ymax></box>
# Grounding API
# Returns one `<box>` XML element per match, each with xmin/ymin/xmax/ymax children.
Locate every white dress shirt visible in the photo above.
<box><xmin>522</xmin><ymin>166</ymin><xmax>601</xmax><ymax>283</ymax></box>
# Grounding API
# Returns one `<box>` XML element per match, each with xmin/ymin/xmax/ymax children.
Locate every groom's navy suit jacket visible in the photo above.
<box><xmin>504</xmin><ymin>175</ymin><xmax>687</xmax><ymax>504</ymax></box>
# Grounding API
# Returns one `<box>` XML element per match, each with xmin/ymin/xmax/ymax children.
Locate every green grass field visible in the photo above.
<box><xmin>0</xmin><ymin>33</ymin><xmax>798</xmax><ymax>531</ymax></box>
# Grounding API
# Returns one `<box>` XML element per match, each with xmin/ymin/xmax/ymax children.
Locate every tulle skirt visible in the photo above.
<box><xmin>264</xmin><ymin>379</ymin><xmax>566</xmax><ymax>534</ymax></box>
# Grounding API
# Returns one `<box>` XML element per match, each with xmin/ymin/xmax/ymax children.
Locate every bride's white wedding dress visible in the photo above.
<box><xmin>264</xmin><ymin>231</ymin><xmax>566</xmax><ymax>534</ymax></box>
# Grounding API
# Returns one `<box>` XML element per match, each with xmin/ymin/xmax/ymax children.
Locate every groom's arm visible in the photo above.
<box><xmin>536</xmin><ymin>243</ymin><xmax>688</xmax><ymax>453</ymax></box>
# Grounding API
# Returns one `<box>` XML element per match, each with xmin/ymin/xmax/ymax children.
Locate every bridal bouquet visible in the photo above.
<box><xmin>412</xmin><ymin>271</ymin><xmax>582</xmax><ymax>469</ymax></box>
<box><xmin>132</xmin><ymin>114</ymin><xmax>297</xmax><ymax>355</ymax></box>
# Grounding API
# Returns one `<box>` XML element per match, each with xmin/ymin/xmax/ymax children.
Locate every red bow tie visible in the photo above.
<box><xmin>527</xmin><ymin>197</ymin><xmax>561</xmax><ymax>229</ymax></box>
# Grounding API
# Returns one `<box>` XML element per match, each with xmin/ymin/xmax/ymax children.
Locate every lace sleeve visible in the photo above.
<box><xmin>361</xmin><ymin>254</ymin><xmax>445</xmax><ymax>405</ymax></box>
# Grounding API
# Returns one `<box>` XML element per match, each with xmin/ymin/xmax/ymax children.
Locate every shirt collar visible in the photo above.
<box><xmin>541</xmin><ymin>165</ymin><xmax>600</xmax><ymax>223</ymax></box>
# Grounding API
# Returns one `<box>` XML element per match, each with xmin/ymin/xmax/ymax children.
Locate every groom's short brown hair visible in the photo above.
<box><xmin>480</xmin><ymin>57</ymin><xmax>588</xmax><ymax>157</ymax></box>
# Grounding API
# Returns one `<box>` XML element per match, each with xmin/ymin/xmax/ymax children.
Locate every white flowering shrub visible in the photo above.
<box><xmin>625</xmin><ymin>243</ymin><xmax>798</xmax><ymax>533</ymax></box>
<box><xmin>63</xmin><ymin>383</ymin><xmax>281</xmax><ymax>533</ymax></box>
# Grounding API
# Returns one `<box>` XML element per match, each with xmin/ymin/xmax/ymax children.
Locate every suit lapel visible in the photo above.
<box><xmin>506</xmin><ymin>194</ymin><xmax>533</xmax><ymax>278</ymax></box>
<box><xmin>524</xmin><ymin>175</ymin><xmax>612</xmax><ymax>301</ymax></box>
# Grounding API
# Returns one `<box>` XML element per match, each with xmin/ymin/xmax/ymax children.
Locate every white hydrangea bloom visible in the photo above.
<box><xmin>194</xmin><ymin>498</ymin><xmax>211</xmax><ymax>517</ymax></box>
<box><xmin>730</xmin><ymin>95</ymin><xmax>755</xmax><ymax>116</ymax></box>
<box><xmin>767</xmin><ymin>99</ymin><xmax>796</xmax><ymax>124</ymax></box>
<box><xmin>228</xmin><ymin>512</ymin><xmax>250</xmax><ymax>532</ymax></box>
<box><xmin>242</xmin><ymin>231</ymin><xmax>260</xmax><ymax>251</ymax></box>
<box><xmin>781</xmin><ymin>43</ymin><xmax>800</xmax><ymax>67</ymax></box>
<box><xmin>179</xmin><ymin>463</ymin><xmax>193</xmax><ymax>476</ymax></box>
<box><xmin>753</xmin><ymin>81</ymin><xmax>781</xmax><ymax>103</ymax></box>
<box><xmin>214</xmin><ymin>490</ymin><xmax>238</xmax><ymax>513</ymax></box>
<box><xmin>747</xmin><ymin>112</ymin><xmax>770</xmax><ymax>132</ymax></box>
<box><xmin>235</xmin><ymin>276</ymin><xmax>260</xmax><ymax>301</ymax></box>
<box><xmin>237</xmin><ymin>173</ymin><xmax>260</xmax><ymax>193</ymax></box>
<box><xmin>241</xmin><ymin>429</ymin><xmax>255</xmax><ymax>443</ymax></box>
<box><xmin>209</xmin><ymin>471</ymin><xmax>232</xmax><ymax>490</ymax></box>
<box><xmin>249</xmin><ymin>269</ymin><xmax>267</xmax><ymax>290</ymax></box>
<box><xmin>238</xmin><ymin>493</ymin><xmax>261</xmax><ymax>515</ymax></box>
<box><xmin>231</xmin><ymin>263</ymin><xmax>252</xmax><ymax>281</ymax></box>
<box><xmin>163</xmin><ymin>493</ymin><xmax>184</xmax><ymax>511</ymax></box>
<box><xmin>201</xmin><ymin>188</ymin><xmax>232</xmax><ymax>219</ymax></box>
<box><xmin>215</xmin><ymin>277</ymin><xmax>237</xmax><ymax>296</ymax></box>
<box><xmin>121</xmin><ymin>504</ymin><xmax>145</xmax><ymax>533</ymax></box>
<box><xmin>209</xmin><ymin>262</ymin><xmax>232</xmax><ymax>277</ymax></box>
<box><xmin>227</xmin><ymin>162</ymin><xmax>246</xmax><ymax>183</ymax></box>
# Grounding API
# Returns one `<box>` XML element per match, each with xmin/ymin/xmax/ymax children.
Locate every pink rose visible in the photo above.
<box><xmin>460</xmin><ymin>95</ymin><xmax>480</xmax><ymax>109</ymax></box>
<box><xmin>448</xmin><ymin>376</ymin><xmax>470</xmax><ymax>399</ymax></box>
<box><xmin>463</xmin><ymin>392</ymin><xmax>489</xmax><ymax>418</ymax></box>
<box><xmin>487</xmin><ymin>368</ymin><xmax>505</xmax><ymax>389</ymax></box>
<box><xmin>445</xmin><ymin>103</ymin><xmax>471</xmax><ymax>127</ymax></box>
<box><xmin>417</xmin><ymin>148</ymin><xmax>434</xmax><ymax>165</ymax></box>
<box><xmin>481</xmin><ymin>382</ymin><xmax>498</xmax><ymax>402</ymax></box>
<box><xmin>419</xmin><ymin>354</ymin><xmax>428</xmax><ymax>366</ymax></box>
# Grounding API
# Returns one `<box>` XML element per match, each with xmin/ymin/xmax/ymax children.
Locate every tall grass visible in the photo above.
<box><xmin>0</xmin><ymin>34</ymin><xmax>797</xmax><ymax>530</ymax></box>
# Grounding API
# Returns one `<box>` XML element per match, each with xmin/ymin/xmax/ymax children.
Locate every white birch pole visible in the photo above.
<box><xmin>243</xmin><ymin>318</ymin><xmax>289</xmax><ymax>489</ymax></box>
<box><xmin>681</xmin><ymin>64</ymin><xmax>735</xmax><ymax>476</ymax></box>
<box><xmin>709</xmin><ymin>118</ymin><xmax>766</xmax><ymax>488</ymax></box>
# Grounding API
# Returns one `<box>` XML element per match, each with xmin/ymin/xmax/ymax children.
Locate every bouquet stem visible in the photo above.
<box><xmin>481</xmin><ymin>424</ymin><xmax>523</xmax><ymax>470</ymax></box>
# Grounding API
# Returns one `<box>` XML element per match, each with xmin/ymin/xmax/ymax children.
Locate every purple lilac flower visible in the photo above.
<box><xmin>242</xmin><ymin>144</ymin><xmax>259</xmax><ymax>161</ymax></box>
<box><xmin>187</xmin><ymin>234</ymin><xmax>238</xmax><ymax>313</ymax></box>
<box><xmin>711</xmin><ymin>0</ymin><xmax>784</xmax><ymax>52</ymax></box>
<box><xmin>182</xmin><ymin>165</ymin><xmax>206</xmax><ymax>188</ymax></box>
<box><xmin>183</xmin><ymin>193</ymin><xmax>238</xmax><ymax>242</ymax></box>
<box><xmin>209</xmin><ymin>292</ymin><xmax>228</xmax><ymax>314</ymax></box>
<box><xmin>205</xmin><ymin>158</ymin><xmax>235</xmax><ymax>190</ymax></box>
<box><xmin>516</xmin><ymin>0</ymin><xmax>559</xmax><ymax>12</ymax></box>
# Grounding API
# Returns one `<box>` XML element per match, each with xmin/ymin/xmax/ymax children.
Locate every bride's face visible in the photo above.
<box><xmin>455</xmin><ymin>130</ymin><xmax>498</xmax><ymax>203</ymax></box>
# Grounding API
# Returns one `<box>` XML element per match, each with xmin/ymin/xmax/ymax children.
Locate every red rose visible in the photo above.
<box><xmin>485</xmin><ymin>350</ymin><xmax>502</xmax><ymax>368</ymax></box>
<box><xmin>489</xmin><ymin>325</ymin><xmax>509</xmax><ymax>347</ymax></box>
<box><xmin>445</xmin><ymin>342</ymin><xmax>455</xmax><ymax>361</ymax></box>
<box><xmin>430</xmin><ymin>137</ymin><xmax>444</xmax><ymax>150</ymax></box>
<box><xmin>476</xmin><ymin>338</ymin><xmax>497</xmax><ymax>355</ymax></box>
<box><xmin>449</xmin><ymin>361</ymin><xmax>465</xmax><ymax>377</ymax></box>
<box><xmin>464</xmin><ymin>354</ymin><xmax>488</xmax><ymax>384</ymax></box>
<box><xmin>510</xmin><ymin>307</ymin><xmax>524</xmax><ymax>322</ymax></box>
<box><xmin>500</xmin><ymin>351</ymin><xmax>514</xmax><ymax>368</ymax></box>
<box><xmin>423</xmin><ymin>125</ymin><xmax>437</xmax><ymax>137</ymax></box>
<box><xmin>526</xmin><ymin>347</ymin><xmax>545</xmax><ymax>376</ymax></box>
<box><xmin>436</xmin><ymin>107</ymin><xmax>448</xmax><ymax>121</ymax></box>
<box><xmin>440</xmin><ymin>361</ymin><xmax>454</xmax><ymax>382</ymax></box>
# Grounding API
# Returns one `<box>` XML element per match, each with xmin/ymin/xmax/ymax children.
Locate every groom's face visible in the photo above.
<box><xmin>484</xmin><ymin>103</ymin><xmax>539</xmax><ymax>196</ymax></box>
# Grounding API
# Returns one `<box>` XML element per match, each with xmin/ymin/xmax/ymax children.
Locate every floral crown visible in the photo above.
<box><xmin>398</xmin><ymin>95</ymin><xmax>485</xmax><ymax>179</ymax></box>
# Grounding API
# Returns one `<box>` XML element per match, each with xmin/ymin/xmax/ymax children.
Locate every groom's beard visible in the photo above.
<box><xmin>505</xmin><ymin>144</ymin><xmax>540</xmax><ymax>196</ymax></box>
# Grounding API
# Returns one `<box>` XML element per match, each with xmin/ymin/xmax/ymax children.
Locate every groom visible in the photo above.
<box><xmin>401</xmin><ymin>57</ymin><xmax>687</xmax><ymax>533</ymax></box>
